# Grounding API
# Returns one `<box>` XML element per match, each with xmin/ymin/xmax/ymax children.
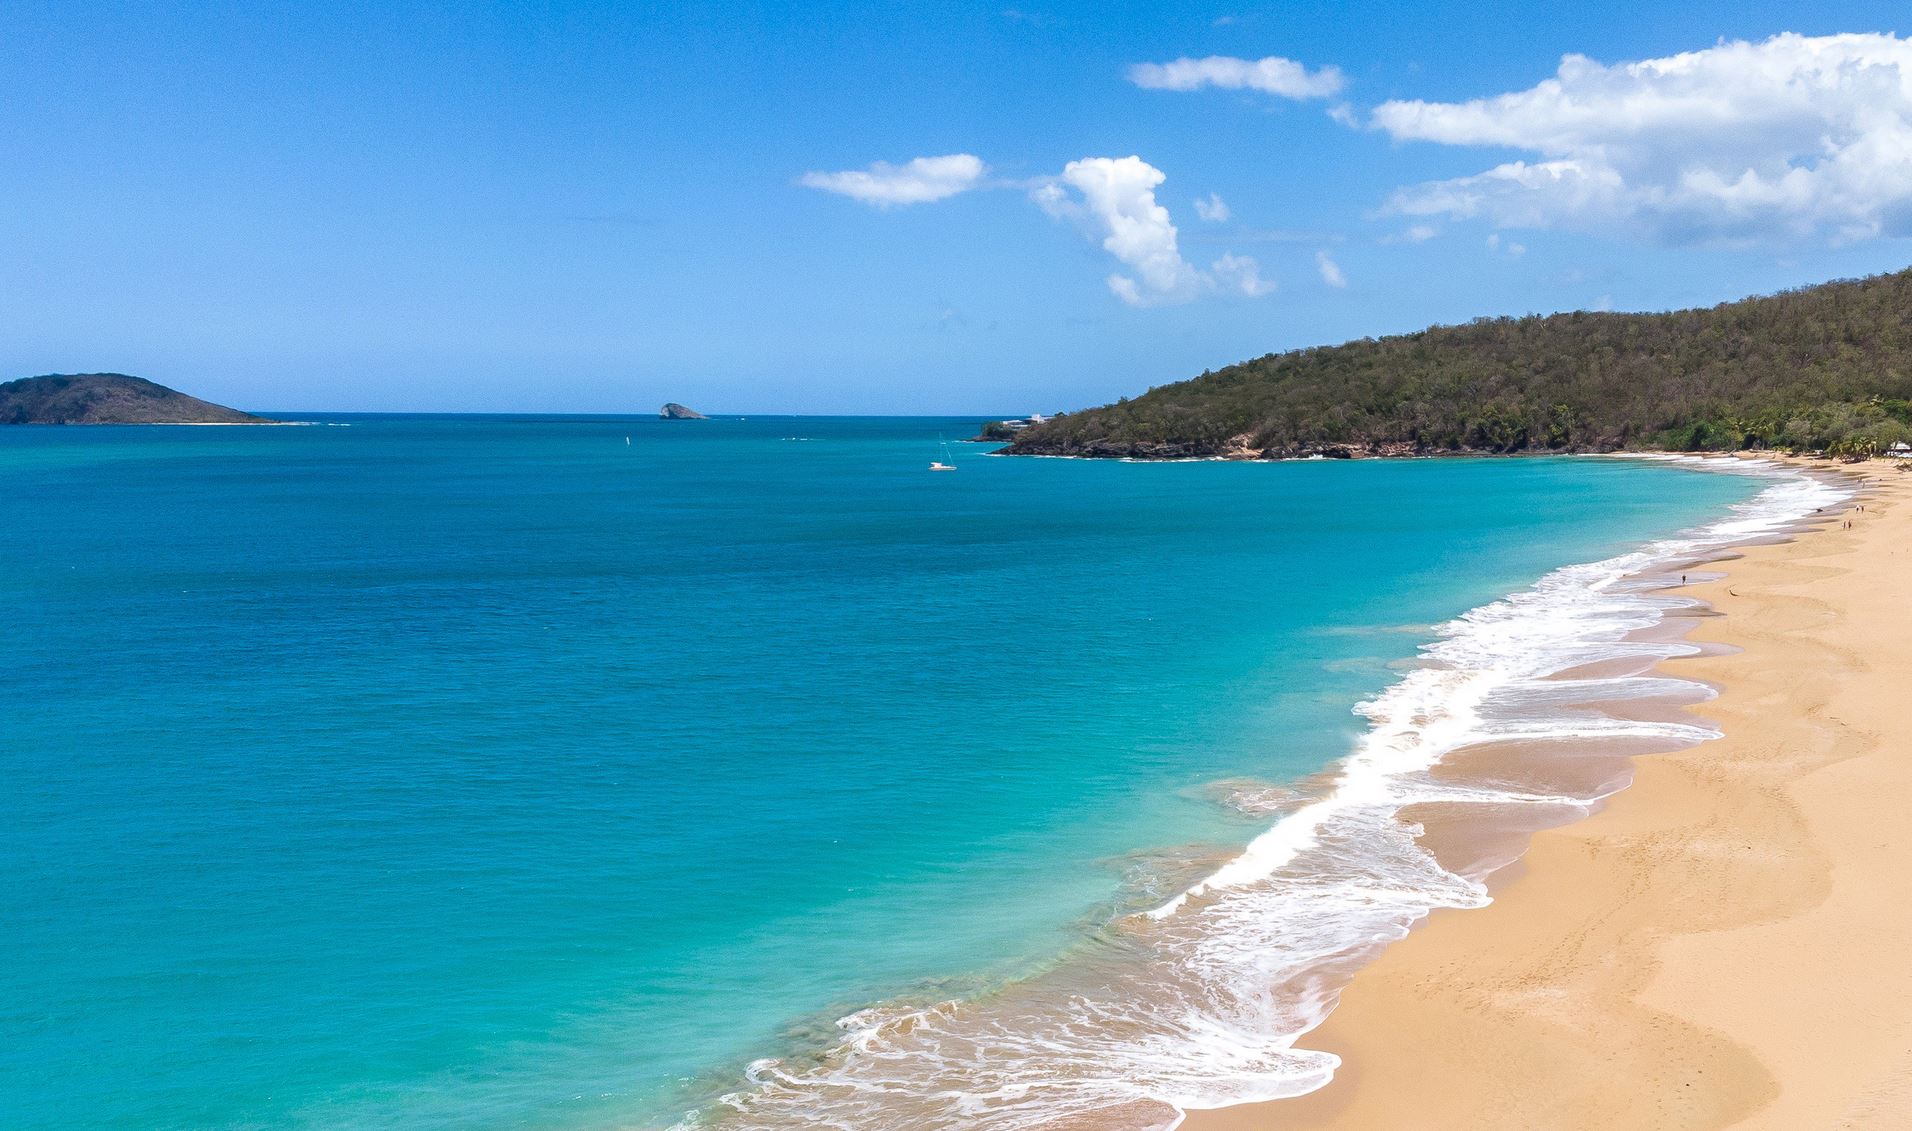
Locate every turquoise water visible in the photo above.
<box><xmin>0</xmin><ymin>417</ymin><xmax>1758</xmax><ymax>1129</ymax></box>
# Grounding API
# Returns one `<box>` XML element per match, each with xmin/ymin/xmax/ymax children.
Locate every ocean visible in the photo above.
<box><xmin>0</xmin><ymin>416</ymin><xmax>1831</xmax><ymax>1129</ymax></box>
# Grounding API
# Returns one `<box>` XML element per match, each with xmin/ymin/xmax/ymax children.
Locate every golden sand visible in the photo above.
<box><xmin>1184</xmin><ymin>459</ymin><xmax>1912</xmax><ymax>1130</ymax></box>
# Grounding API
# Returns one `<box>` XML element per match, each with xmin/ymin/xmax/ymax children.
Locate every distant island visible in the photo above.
<box><xmin>998</xmin><ymin>267</ymin><xmax>1912</xmax><ymax>460</ymax></box>
<box><xmin>660</xmin><ymin>403</ymin><xmax>707</xmax><ymax>420</ymax></box>
<box><xmin>0</xmin><ymin>374</ymin><xmax>270</xmax><ymax>425</ymax></box>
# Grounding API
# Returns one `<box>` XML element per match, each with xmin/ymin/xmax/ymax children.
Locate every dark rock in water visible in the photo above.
<box><xmin>0</xmin><ymin>373</ymin><xmax>270</xmax><ymax>424</ymax></box>
<box><xmin>659</xmin><ymin>402</ymin><xmax>707</xmax><ymax>420</ymax></box>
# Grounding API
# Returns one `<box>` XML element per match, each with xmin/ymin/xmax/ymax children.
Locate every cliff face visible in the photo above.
<box><xmin>659</xmin><ymin>403</ymin><xmax>708</xmax><ymax>419</ymax></box>
<box><xmin>0</xmin><ymin>374</ymin><xmax>269</xmax><ymax>424</ymax></box>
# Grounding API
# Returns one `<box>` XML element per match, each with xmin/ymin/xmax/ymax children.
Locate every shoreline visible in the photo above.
<box><xmin>1183</xmin><ymin>455</ymin><xmax>1907</xmax><ymax>1129</ymax></box>
<box><xmin>695</xmin><ymin>454</ymin><xmax>1854</xmax><ymax>1129</ymax></box>
<box><xmin>0</xmin><ymin>420</ymin><xmax>294</xmax><ymax>427</ymax></box>
<box><xmin>988</xmin><ymin>444</ymin><xmax>1906</xmax><ymax>473</ymax></box>
<box><xmin>6</xmin><ymin>419</ymin><xmax>294</xmax><ymax>426</ymax></box>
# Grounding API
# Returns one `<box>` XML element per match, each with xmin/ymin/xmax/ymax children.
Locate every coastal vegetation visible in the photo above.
<box><xmin>1000</xmin><ymin>267</ymin><xmax>1912</xmax><ymax>459</ymax></box>
<box><xmin>0</xmin><ymin>373</ymin><xmax>267</xmax><ymax>425</ymax></box>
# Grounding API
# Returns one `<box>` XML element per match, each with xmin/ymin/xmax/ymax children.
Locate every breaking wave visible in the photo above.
<box><xmin>688</xmin><ymin>457</ymin><xmax>1849</xmax><ymax>1131</ymax></box>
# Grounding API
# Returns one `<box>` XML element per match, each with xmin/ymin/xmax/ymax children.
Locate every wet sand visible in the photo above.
<box><xmin>1184</xmin><ymin>459</ymin><xmax>1912</xmax><ymax>1129</ymax></box>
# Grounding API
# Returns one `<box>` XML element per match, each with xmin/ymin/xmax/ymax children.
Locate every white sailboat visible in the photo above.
<box><xmin>929</xmin><ymin>437</ymin><xmax>957</xmax><ymax>472</ymax></box>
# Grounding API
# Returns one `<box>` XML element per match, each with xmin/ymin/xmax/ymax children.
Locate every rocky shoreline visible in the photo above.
<box><xmin>992</xmin><ymin>434</ymin><xmax>1465</xmax><ymax>460</ymax></box>
<box><xmin>0</xmin><ymin>374</ymin><xmax>269</xmax><ymax>425</ymax></box>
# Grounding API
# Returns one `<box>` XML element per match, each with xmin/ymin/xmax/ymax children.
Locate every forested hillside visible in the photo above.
<box><xmin>0</xmin><ymin>374</ymin><xmax>267</xmax><ymax>425</ymax></box>
<box><xmin>1001</xmin><ymin>268</ymin><xmax>1912</xmax><ymax>459</ymax></box>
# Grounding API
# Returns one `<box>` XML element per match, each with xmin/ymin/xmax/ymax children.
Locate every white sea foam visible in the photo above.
<box><xmin>692</xmin><ymin>457</ymin><xmax>1850</xmax><ymax>1131</ymax></box>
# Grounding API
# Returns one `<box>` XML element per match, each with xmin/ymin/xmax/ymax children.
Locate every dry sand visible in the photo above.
<box><xmin>1184</xmin><ymin>458</ymin><xmax>1912</xmax><ymax>1130</ymax></box>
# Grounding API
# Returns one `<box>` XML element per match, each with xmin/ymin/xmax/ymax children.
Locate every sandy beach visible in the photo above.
<box><xmin>1186</xmin><ymin>457</ymin><xmax>1912</xmax><ymax>1130</ymax></box>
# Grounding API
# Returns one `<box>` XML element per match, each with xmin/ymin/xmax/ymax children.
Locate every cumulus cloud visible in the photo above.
<box><xmin>1035</xmin><ymin>156</ymin><xmax>1273</xmax><ymax>305</ymax></box>
<box><xmin>800</xmin><ymin>154</ymin><xmax>988</xmax><ymax>207</ymax></box>
<box><xmin>1372</xmin><ymin>32</ymin><xmax>1912</xmax><ymax>244</ymax></box>
<box><xmin>1038</xmin><ymin>157</ymin><xmax>1203</xmax><ymax>304</ymax></box>
<box><xmin>808</xmin><ymin>150</ymin><xmax>1273</xmax><ymax>305</ymax></box>
<box><xmin>1127</xmin><ymin>55</ymin><xmax>1346</xmax><ymax>100</ymax></box>
<box><xmin>1316</xmin><ymin>250</ymin><xmax>1347</xmax><ymax>287</ymax></box>
<box><xmin>1213</xmin><ymin>252</ymin><xmax>1276</xmax><ymax>296</ymax></box>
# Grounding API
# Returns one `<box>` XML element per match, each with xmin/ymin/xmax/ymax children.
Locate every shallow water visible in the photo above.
<box><xmin>0</xmin><ymin>417</ymin><xmax>1773</xmax><ymax>1128</ymax></box>
<box><xmin>709</xmin><ymin>458</ymin><xmax>1843</xmax><ymax>1131</ymax></box>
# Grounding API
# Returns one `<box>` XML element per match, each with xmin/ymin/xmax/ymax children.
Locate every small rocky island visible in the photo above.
<box><xmin>0</xmin><ymin>374</ymin><xmax>270</xmax><ymax>425</ymax></box>
<box><xmin>659</xmin><ymin>402</ymin><xmax>707</xmax><ymax>420</ymax></box>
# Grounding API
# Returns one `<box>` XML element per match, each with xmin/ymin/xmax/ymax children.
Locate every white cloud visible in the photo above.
<box><xmin>1315</xmin><ymin>250</ymin><xmax>1347</xmax><ymax>287</ymax></box>
<box><xmin>1373</xmin><ymin>32</ymin><xmax>1912</xmax><ymax>244</ymax></box>
<box><xmin>1194</xmin><ymin>192</ymin><xmax>1231</xmax><ymax>222</ymax></box>
<box><xmin>809</xmin><ymin>150</ymin><xmax>1273</xmax><ymax>306</ymax></box>
<box><xmin>1486</xmin><ymin>233</ymin><xmax>1527</xmax><ymax>258</ymax></box>
<box><xmin>1213</xmin><ymin>252</ymin><xmax>1276</xmax><ymax>296</ymax></box>
<box><xmin>800</xmin><ymin>154</ymin><xmax>988</xmax><ymax>207</ymax></box>
<box><xmin>1039</xmin><ymin>156</ymin><xmax>1203</xmax><ymax>304</ymax></box>
<box><xmin>1127</xmin><ymin>55</ymin><xmax>1346</xmax><ymax>100</ymax></box>
<box><xmin>1035</xmin><ymin>156</ymin><xmax>1273</xmax><ymax>305</ymax></box>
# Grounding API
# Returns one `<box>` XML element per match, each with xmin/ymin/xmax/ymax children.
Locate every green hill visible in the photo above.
<box><xmin>0</xmin><ymin>374</ymin><xmax>268</xmax><ymax>425</ymax></box>
<box><xmin>1001</xmin><ymin>268</ymin><xmax>1912</xmax><ymax>460</ymax></box>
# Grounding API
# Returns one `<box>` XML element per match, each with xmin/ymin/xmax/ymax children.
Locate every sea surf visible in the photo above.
<box><xmin>0</xmin><ymin>419</ymin><xmax>1820</xmax><ymax>1130</ymax></box>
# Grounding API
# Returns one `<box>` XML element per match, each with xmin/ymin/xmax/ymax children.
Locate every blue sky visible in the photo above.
<box><xmin>5</xmin><ymin>1</ymin><xmax>1912</xmax><ymax>414</ymax></box>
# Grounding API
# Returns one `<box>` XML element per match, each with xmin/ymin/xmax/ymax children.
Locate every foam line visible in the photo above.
<box><xmin>693</xmin><ymin>457</ymin><xmax>1850</xmax><ymax>1131</ymax></box>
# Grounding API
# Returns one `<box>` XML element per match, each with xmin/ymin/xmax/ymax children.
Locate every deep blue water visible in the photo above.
<box><xmin>0</xmin><ymin>416</ymin><xmax>1758</xmax><ymax>1128</ymax></box>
